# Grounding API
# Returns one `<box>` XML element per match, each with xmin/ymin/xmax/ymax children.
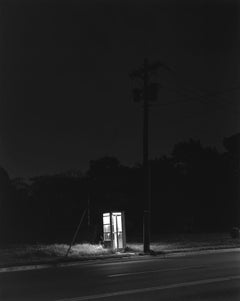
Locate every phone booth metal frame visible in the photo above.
<box><xmin>102</xmin><ymin>211</ymin><xmax>126</xmax><ymax>251</ymax></box>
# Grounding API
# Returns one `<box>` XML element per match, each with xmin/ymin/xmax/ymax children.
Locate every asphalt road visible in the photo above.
<box><xmin>0</xmin><ymin>250</ymin><xmax>240</xmax><ymax>300</ymax></box>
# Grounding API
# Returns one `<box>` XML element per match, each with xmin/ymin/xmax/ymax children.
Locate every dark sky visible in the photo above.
<box><xmin>0</xmin><ymin>0</ymin><xmax>239</xmax><ymax>178</ymax></box>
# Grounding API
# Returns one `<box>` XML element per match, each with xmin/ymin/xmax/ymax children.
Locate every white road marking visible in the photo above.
<box><xmin>108</xmin><ymin>265</ymin><xmax>204</xmax><ymax>277</ymax></box>
<box><xmin>0</xmin><ymin>264</ymin><xmax>53</xmax><ymax>273</ymax></box>
<box><xmin>55</xmin><ymin>274</ymin><xmax>240</xmax><ymax>301</ymax></box>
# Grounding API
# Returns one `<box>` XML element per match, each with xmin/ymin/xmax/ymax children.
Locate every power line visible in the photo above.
<box><xmin>151</xmin><ymin>84</ymin><xmax>240</xmax><ymax>108</ymax></box>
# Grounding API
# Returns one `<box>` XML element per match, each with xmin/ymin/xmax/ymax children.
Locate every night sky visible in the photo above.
<box><xmin>0</xmin><ymin>0</ymin><xmax>239</xmax><ymax>178</ymax></box>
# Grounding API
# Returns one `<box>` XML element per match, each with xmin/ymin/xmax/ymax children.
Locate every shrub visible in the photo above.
<box><xmin>230</xmin><ymin>227</ymin><xmax>240</xmax><ymax>239</ymax></box>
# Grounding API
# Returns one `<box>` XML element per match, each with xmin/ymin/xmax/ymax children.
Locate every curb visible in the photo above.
<box><xmin>0</xmin><ymin>246</ymin><xmax>239</xmax><ymax>274</ymax></box>
<box><xmin>0</xmin><ymin>253</ymin><xmax>137</xmax><ymax>273</ymax></box>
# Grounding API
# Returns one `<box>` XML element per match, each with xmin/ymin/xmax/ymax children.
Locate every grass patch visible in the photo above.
<box><xmin>16</xmin><ymin>243</ymin><xmax>113</xmax><ymax>260</ymax></box>
<box><xmin>0</xmin><ymin>243</ymin><xmax>115</xmax><ymax>267</ymax></box>
<box><xmin>0</xmin><ymin>233</ymin><xmax>239</xmax><ymax>267</ymax></box>
<box><xmin>127</xmin><ymin>232</ymin><xmax>240</xmax><ymax>253</ymax></box>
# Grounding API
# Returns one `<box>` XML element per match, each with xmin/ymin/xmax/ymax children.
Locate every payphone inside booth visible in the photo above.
<box><xmin>103</xmin><ymin>212</ymin><xmax>126</xmax><ymax>251</ymax></box>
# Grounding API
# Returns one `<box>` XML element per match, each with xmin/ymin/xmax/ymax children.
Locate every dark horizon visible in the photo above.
<box><xmin>1</xmin><ymin>0</ymin><xmax>239</xmax><ymax>178</ymax></box>
<box><xmin>2</xmin><ymin>133</ymin><xmax>239</xmax><ymax>180</ymax></box>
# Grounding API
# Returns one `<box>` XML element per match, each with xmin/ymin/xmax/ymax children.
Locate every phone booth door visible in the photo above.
<box><xmin>112</xmin><ymin>212</ymin><xmax>123</xmax><ymax>250</ymax></box>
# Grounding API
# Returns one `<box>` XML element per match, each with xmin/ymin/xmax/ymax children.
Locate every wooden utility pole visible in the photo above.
<box><xmin>130</xmin><ymin>58</ymin><xmax>161</xmax><ymax>253</ymax></box>
<box><xmin>142</xmin><ymin>58</ymin><xmax>151</xmax><ymax>253</ymax></box>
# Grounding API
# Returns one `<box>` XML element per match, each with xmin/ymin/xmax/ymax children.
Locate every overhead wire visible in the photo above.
<box><xmin>151</xmin><ymin>83</ymin><xmax>240</xmax><ymax>108</ymax></box>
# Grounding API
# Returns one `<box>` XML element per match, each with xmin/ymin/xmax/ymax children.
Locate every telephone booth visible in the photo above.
<box><xmin>102</xmin><ymin>212</ymin><xmax>126</xmax><ymax>251</ymax></box>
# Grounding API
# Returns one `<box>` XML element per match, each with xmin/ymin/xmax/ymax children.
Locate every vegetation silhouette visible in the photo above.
<box><xmin>0</xmin><ymin>134</ymin><xmax>239</xmax><ymax>244</ymax></box>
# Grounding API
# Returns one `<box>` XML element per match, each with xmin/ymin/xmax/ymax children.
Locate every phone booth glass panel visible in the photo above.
<box><xmin>103</xmin><ymin>213</ymin><xmax>111</xmax><ymax>242</ymax></box>
<box><xmin>103</xmin><ymin>211</ymin><xmax>126</xmax><ymax>250</ymax></box>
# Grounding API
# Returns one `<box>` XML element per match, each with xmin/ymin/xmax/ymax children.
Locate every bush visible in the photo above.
<box><xmin>230</xmin><ymin>227</ymin><xmax>240</xmax><ymax>239</ymax></box>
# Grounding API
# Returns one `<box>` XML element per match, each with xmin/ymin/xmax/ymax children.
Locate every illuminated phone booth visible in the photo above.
<box><xmin>103</xmin><ymin>212</ymin><xmax>126</xmax><ymax>251</ymax></box>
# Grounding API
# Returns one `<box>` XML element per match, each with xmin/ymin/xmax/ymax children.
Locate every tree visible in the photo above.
<box><xmin>223</xmin><ymin>133</ymin><xmax>240</xmax><ymax>227</ymax></box>
<box><xmin>171</xmin><ymin>139</ymin><xmax>224</xmax><ymax>231</ymax></box>
<box><xmin>86</xmin><ymin>156</ymin><xmax>121</xmax><ymax>178</ymax></box>
<box><xmin>0</xmin><ymin>166</ymin><xmax>12</xmax><ymax>242</ymax></box>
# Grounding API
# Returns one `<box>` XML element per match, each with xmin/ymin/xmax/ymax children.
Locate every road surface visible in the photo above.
<box><xmin>0</xmin><ymin>250</ymin><xmax>240</xmax><ymax>300</ymax></box>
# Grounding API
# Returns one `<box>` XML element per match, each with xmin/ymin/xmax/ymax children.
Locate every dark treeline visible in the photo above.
<box><xmin>0</xmin><ymin>133</ymin><xmax>239</xmax><ymax>244</ymax></box>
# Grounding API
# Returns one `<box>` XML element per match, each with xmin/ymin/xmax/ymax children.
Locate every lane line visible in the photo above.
<box><xmin>108</xmin><ymin>265</ymin><xmax>204</xmax><ymax>277</ymax></box>
<box><xmin>0</xmin><ymin>264</ymin><xmax>53</xmax><ymax>273</ymax></box>
<box><xmin>55</xmin><ymin>274</ymin><xmax>240</xmax><ymax>301</ymax></box>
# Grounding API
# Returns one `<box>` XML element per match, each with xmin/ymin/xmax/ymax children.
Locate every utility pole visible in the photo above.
<box><xmin>130</xmin><ymin>58</ymin><xmax>169</xmax><ymax>253</ymax></box>
<box><xmin>142</xmin><ymin>58</ymin><xmax>150</xmax><ymax>253</ymax></box>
